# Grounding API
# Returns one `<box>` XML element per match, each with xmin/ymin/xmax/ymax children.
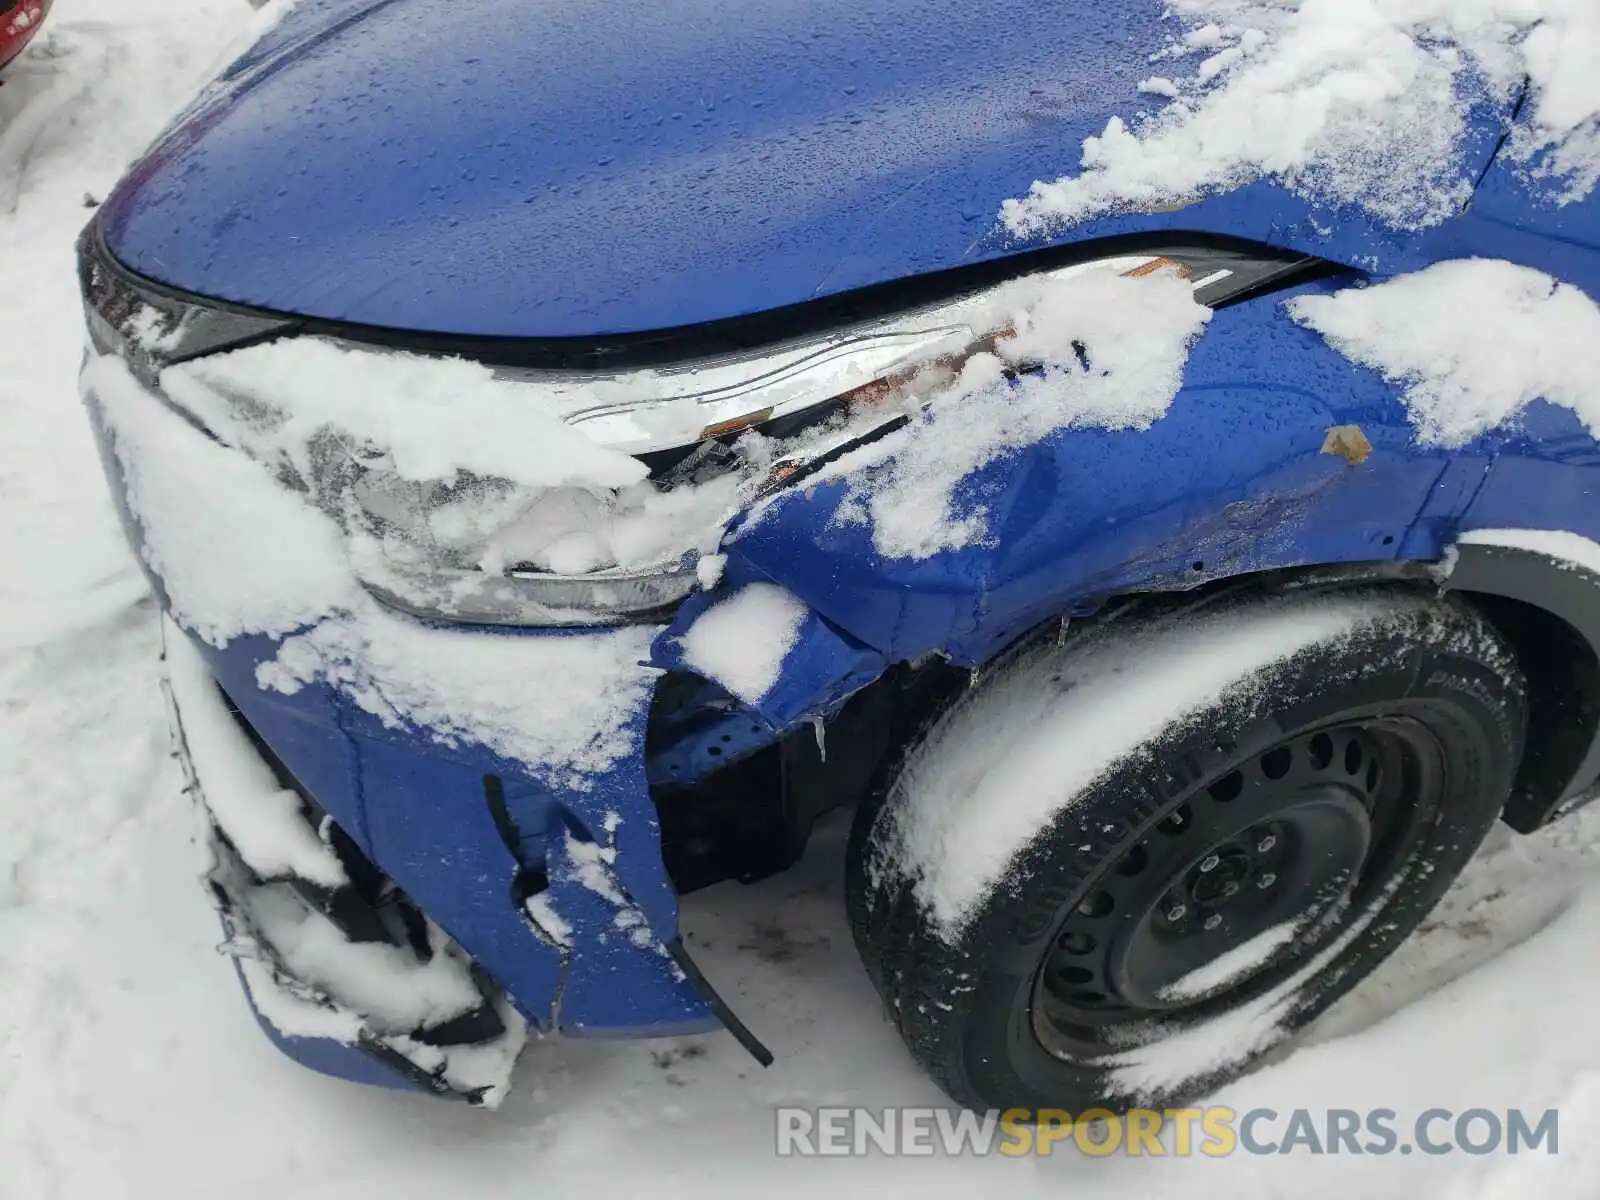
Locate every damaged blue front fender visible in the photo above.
<box><xmin>720</xmin><ymin>277</ymin><xmax>1462</xmax><ymax>668</ymax></box>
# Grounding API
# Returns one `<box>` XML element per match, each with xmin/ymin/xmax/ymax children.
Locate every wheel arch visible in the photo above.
<box><xmin>1443</xmin><ymin>541</ymin><xmax>1600</xmax><ymax>831</ymax></box>
<box><xmin>949</xmin><ymin>546</ymin><xmax>1600</xmax><ymax>834</ymax></box>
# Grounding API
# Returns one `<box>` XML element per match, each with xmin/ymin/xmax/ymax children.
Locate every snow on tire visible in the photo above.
<box><xmin>845</xmin><ymin>588</ymin><xmax>1526</xmax><ymax>1113</ymax></box>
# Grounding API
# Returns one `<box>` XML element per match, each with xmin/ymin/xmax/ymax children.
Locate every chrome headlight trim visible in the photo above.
<box><xmin>356</xmin><ymin>557</ymin><xmax>703</xmax><ymax>628</ymax></box>
<box><xmin>484</xmin><ymin>245</ymin><xmax>1310</xmax><ymax>457</ymax></box>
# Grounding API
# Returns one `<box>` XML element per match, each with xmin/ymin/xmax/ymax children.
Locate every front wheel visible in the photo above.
<box><xmin>846</xmin><ymin>589</ymin><xmax>1526</xmax><ymax>1113</ymax></box>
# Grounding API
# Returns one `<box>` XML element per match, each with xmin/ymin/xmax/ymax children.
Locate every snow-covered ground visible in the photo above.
<box><xmin>5</xmin><ymin>2</ymin><xmax>1600</xmax><ymax>1197</ymax></box>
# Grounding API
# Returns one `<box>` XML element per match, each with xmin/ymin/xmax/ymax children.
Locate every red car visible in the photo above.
<box><xmin>0</xmin><ymin>0</ymin><xmax>48</xmax><ymax>75</ymax></box>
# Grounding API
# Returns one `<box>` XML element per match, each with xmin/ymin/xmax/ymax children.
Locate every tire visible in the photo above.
<box><xmin>845</xmin><ymin>588</ymin><xmax>1526</xmax><ymax>1113</ymax></box>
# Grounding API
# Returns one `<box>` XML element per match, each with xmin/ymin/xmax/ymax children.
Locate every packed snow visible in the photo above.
<box><xmin>1104</xmin><ymin>871</ymin><xmax>1402</xmax><ymax>1101</ymax></box>
<box><xmin>258</xmin><ymin>613</ymin><xmax>658</xmax><ymax>786</ymax></box>
<box><xmin>89</xmin><ymin>351</ymin><xmax>360</xmax><ymax>645</ymax></box>
<box><xmin>91</xmin><ymin>311</ymin><xmax>663</xmax><ymax>785</ymax></box>
<box><xmin>679</xmin><ymin>582</ymin><xmax>809</xmax><ymax>703</ymax></box>
<box><xmin>562</xmin><ymin>830</ymin><xmax>628</xmax><ymax>908</ymax></box>
<box><xmin>171</xmin><ymin>610</ymin><xmax>529</xmax><ymax>1095</ymax></box>
<box><xmin>1155</xmin><ymin>919</ymin><xmax>1302</xmax><ymax>1004</ymax></box>
<box><xmin>6</xmin><ymin>2</ymin><xmax>1600</xmax><ymax>1199</ymax></box>
<box><xmin>164</xmin><ymin>619</ymin><xmax>347</xmax><ymax>888</ymax></box>
<box><xmin>524</xmin><ymin>893</ymin><xmax>574</xmax><ymax>948</ymax></box>
<box><xmin>163</xmin><ymin>338</ymin><xmax>650</xmax><ymax>491</ymax></box>
<box><xmin>160</xmin><ymin>336</ymin><xmax>744</xmax><ymax>582</ymax></box>
<box><xmin>1003</xmin><ymin>0</ymin><xmax>1600</xmax><ymax>237</ymax></box>
<box><xmin>231</xmin><ymin>876</ymin><xmax>484</xmax><ymax>1033</ymax></box>
<box><xmin>1288</xmin><ymin>259</ymin><xmax>1600</xmax><ymax>446</ymax></box>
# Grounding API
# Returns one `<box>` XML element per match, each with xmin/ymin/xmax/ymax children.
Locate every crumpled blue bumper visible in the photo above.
<box><xmin>187</xmin><ymin>621</ymin><xmax>723</xmax><ymax>1034</ymax></box>
<box><xmin>79</xmin><ymin>345</ymin><xmax>846</xmax><ymax>1098</ymax></box>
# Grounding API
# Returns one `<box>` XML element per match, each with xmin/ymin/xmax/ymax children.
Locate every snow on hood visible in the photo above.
<box><xmin>1004</xmin><ymin>0</ymin><xmax>1600</xmax><ymax>237</ymax></box>
<box><xmin>1287</xmin><ymin>258</ymin><xmax>1600</xmax><ymax>446</ymax></box>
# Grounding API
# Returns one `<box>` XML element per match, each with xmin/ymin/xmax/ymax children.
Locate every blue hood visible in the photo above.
<box><xmin>100</xmin><ymin>0</ymin><xmax>1497</xmax><ymax>338</ymax></box>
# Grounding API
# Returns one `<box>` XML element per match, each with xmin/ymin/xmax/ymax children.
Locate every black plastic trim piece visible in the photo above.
<box><xmin>85</xmin><ymin>216</ymin><xmax>1337</xmax><ymax>372</ymax></box>
<box><xmin>483</xmin><ymin>774</ymin><xmax>552</xmax><ymax>909</ymax></box>
<box><xmin>664</xmin><ymin>937</ymin><xmax>774</xmax><ymax>1067</ymax></box>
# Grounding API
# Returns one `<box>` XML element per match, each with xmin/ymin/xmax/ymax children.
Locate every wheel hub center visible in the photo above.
<box><xmin>1106</xmin><ymin>786</ymin><xmax>1371</xmax><ymax>1009</ymax></box>
<box><xmin>1189</xmin><ymin>849</ymin><xmax>1253</xmax><ymax>905</ymax></box>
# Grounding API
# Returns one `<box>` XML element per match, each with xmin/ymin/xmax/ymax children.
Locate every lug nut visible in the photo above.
<box><xmin>1257</xmin><ymin>872</ymin><xmax>1277</xmax><ymax>889</ymax></box>
<box><xmin>1167</xmin><ymin>903</ymin><xmax>1188</xmax><ymax>922</ymax></box>
<box><xmin>1203</xmin><ymin>913</ymin><xmax>1223</xmax><ymax>931</ymax></box>
<box><xmin>1257</xmin><ymin>835</ymin><xmax>1276</xmax><ymax>853</ymax></box>
<box><xmin>1199</xmin><ymin>854</ymin><xmax>1220</xmax><ymax>873</ymax></box>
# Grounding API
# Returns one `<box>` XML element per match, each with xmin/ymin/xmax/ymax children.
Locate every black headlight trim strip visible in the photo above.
<box><xmin>83</xmin><ymin>216</ymin><xmax>1341</xmax><ymax>375</ymax></box>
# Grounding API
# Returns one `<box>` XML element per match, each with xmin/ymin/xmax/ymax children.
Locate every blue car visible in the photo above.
<box><xmin>78</xmin><ymin>0</ymin><xmax>1600</xmax><ymax>1112</ymax></box>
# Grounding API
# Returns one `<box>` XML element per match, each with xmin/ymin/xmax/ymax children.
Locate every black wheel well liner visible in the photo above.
<box><xmin>1442</xmin><ymin>543</ymin><xmax>1600</xmax><ymax>831</ymax></box>
<box><xmin>655</xmin><ymin>547</ymin><xmax>1600</xmax><ymax>875</ymax></box>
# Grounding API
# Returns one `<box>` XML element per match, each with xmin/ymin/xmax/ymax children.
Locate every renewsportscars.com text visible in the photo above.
<box><xmin>774</xmin><ymin>1106</ymin><xmax>1559</xmax><ymax>1157</ymax></box>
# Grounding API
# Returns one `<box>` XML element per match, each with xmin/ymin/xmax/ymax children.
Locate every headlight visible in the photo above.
<box><xmin>83</xmin><ymin>221</ymin><xmax>1313</xmax><ymax>628</ymax></box>
<box><xmin>336</xmin><ymin>464</ymin><xmax>741</xmax><ymax>627</ymax></box>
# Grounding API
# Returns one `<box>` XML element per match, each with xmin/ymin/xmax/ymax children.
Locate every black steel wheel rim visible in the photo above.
<box><xmin>1030</xmin><ymin>716</ymin><xmax>1443</xmax><ymax>1060</ymax></box>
